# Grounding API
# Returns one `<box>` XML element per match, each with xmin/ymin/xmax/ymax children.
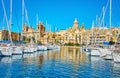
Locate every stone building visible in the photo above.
<box><xmin>22</xmin><ymin>22</ymin><xmax>45</xmax><ymax>43</ymax></box>
<box><xmin>0</xmin><ymin>29</ymin><xmax>19</xmax><ymax>41</ymax></box>
<box><xmin>82</xmin><ymin>27</ymin><xmax>120</xmax><ymax>45</ymax></box>
<box><xmin>21</xmin><ymin>19</ymin><xmax>120</xmax><ymax>44</ymax></box>
<box><xmin>51</xmin><ymin>18</ymin><xmax>85</xmax><ymax>44</ymax></box>
<box><xmin>50</xmin><ymin>19</ymin><xmax>120</xmax><ymax>45</ymax></box>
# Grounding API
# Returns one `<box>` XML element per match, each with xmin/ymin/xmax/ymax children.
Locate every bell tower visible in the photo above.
<box><xmin>37</xmin><ymin>22</ymin><xmax>45</xmax><ymax>37</ymax></box>
<box><xmin>23</xmin><ymin>24</ymin><xmax>28</xmax><ymax>32</ymax></box>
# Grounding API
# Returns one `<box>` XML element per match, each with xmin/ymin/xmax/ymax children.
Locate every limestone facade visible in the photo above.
<box><xmin>49</xmin><ymin>19</ymin><xmax>120</xmax><ymax>45</ymax></box>
<box><xmin>0</xmin><ymin>30</ymin><xmax>19</xmax><ymax>41</ymax></box>
<box><xmin>22</xmin><ymin>23</ymin><xmax>45</xmax><ymax>43</ymax></box>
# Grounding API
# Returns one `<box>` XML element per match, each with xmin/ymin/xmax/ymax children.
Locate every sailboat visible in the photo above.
<box><xmin>112</xmin><ymin>49</ymin><xmax>120</xmax><ymax>63</ymax></box>
<box><xmin>36</xmin><ymin>18</ymin><xmax>47</xmax><ymax>51</ymax></box>
<box><xmin>11</xmin><ymin>0</ymin><xmax>23</xmax><ymax>55</ymax></box>
<box><xmin>24</xmin><ymin>38</ymin><xmax>37</xmax><ymax>53</ymax></box>
<box><xmin>90</xmin><ymin>0</ymin><xmax>114</xmax><ymax>60</ymax></box>
<box><xmin>98</xmin><ymin>1</ymin><xmax>113</xmax><ymax>60</ymax></box>
<box><xmin>21</xmin><ymin>0</ymin><xmax>37</xmax><ymax>53</ymax></box>
<box><xmin>90</xmin><ymin>21</ymin><xmax>101</xmax><ymax>56</ymax></box>
<box><xmin>112</xmin><ymin>30</ymin><xmax>120</xmax><ymax>62</ymax></box>
<box><xmin>0</xmin><ymin>0</ymin><xmax>23</xmax><ymax>56</ymax></box>
<box><xmin>0</xmin><ymin>45</ymin><xmax>13</xmax><ymax>57</ymax></box>
<box><xmin>98</xmin><ymin>0</ymin><xmax>115</xmax><ymax>60</ymax></box>
<box><xmin>0</xmin><ymin>0</ymin><xmax>13</xmax><ymax>57</ymax></box>
<box><xmin>12</xmin><ymin>46</ymin><xmax>23</xmax><ymax>55</ymax></box>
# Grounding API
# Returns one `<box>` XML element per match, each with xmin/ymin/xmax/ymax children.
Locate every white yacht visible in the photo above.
<box><xmin>112</xmin><ymin>50</ymin><xmax>120</xmax><ymax>63</ymax></box>
<box><xmin>53</xmin><ymin>44</ymin><xmax>60</xmax><ymax>50</ymax></box>
<box><xmin>90</xmin><ymin>48</ymin><xmax>101</xmax><ymax>56</ymax></box>
<box><xmin>46</xmin><ymin>44</ymin><xmax>54</xmax><ymax>50</ymax></box>
<box><xmin>90</xmin><ymin>49</ymin><xmax>100</xmax><ymax>56</ymax></box>
<box><xmin>23</xmin><ymin>37</ymin><xmax>37</xmax><ymax>53</ymax></box>
<box><xmin>0</xmin><ymin>46</ymin><xmax>13</xmax><ymax>57</ymax></box>
<box><xmin>99</xmin><ymin>48</ymin><xmax>113</xmax><ymax>60</ymax></box>
<box><xmin>12</xmin><ymin>46</ymin><xmax>23</xmax><ymax>55</ymax></box>
<box><xmin>38</xmin><ymin>45</ymin><xmax>47</xmax><ymax>51</ymax></box>
<box><xmin>23</xmin><ymin>45</ymin><xmax>37</xmax><ymax>53</ymax></box>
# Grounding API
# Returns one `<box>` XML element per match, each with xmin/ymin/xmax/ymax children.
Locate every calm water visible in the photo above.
<box><xmin>0</xmin><ymin>46</ymin><xmax>120</xmax><ymax>78</ymax></box>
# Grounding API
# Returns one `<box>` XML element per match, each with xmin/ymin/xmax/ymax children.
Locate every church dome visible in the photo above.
<box><xmin>74</xmin><ymin>18</ymin><xmax>78</xmax><ymax>24</ymax></box>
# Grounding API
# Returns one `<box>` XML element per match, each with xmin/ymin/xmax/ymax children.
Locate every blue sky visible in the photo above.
<box><xmin>0</xmin><ymin>0</ymin><xmax>120</xmax><ymax>32</ymax></box>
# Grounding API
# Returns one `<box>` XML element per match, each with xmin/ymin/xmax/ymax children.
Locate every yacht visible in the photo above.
<box><xmin>24</xmin><ymin>37</ymin><xmax>37</xmax><ymax>53</ymax></box>
<box><xmin>37</xmin><ymin>45</ymin><xmax>47</xmax><ymax>51</ymax></box>
<box><xmin>90</xmin><ymin>49</ymin><xmax>101</xmax><ymax>56</ymax></box>
<box><xmin>99</xmin><ymin>48</ymin><xmax>113</xmax><ymax>60</ymax></box>
<box><xmin>23</xmin><ymin>45</ymin><xmax>37</xmax><ymax>53</ymax></box>
<box><xmin>12</xmin><ymin>46</ymin><xmax>23</xmax><ymax>55</ymax></box>
<box><xmin>46</xmin><ymin>44</ymin><xmax>54</xmax><ymax>50</ymax></box>
<box><xmin>0</xmin><ymin>46</ymin><xmax>13</xmax><ymax>57</ymax></box>
<box><xmin>112</xmin><ymin>49</ymin><xmax>120</xmax><ymax>63</ymax></box>
<box><xmin>53</xmin><ymin>44</ymin><xmax>60</xmax><ymax>50</ymax></box>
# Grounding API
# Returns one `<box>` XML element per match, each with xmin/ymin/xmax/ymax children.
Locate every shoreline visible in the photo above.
<box><xmin>61</xmin><ymin>45</ymin><xmax>80</xmax><ymax>48</ymax></box>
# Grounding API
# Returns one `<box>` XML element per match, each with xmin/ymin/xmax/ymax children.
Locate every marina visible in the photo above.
<box><xmin>0</xmin><ymin>46</ymin><xmax>120</xmax><ymax>78</ymax></box>
<box><xmin>0</xmin><ymin>0</ymin><xmax>120</xmax><ymax>77</ymax></box>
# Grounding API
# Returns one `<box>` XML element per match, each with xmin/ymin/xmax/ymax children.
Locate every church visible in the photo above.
<box><xmin>55</xmin><ymin>18</ymin><xmax>85</xmax><ymax>44</ymax></box>
<box><xmin>22</xmin><ymin>22</ymin><xmax>45</xmax><ymax>43</ymax></box>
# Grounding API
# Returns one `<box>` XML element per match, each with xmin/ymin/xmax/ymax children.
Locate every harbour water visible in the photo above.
<box><xmin>0</xmin><ymin>46</ymin><xmax>120</xmax><ymax>78</ymax></box>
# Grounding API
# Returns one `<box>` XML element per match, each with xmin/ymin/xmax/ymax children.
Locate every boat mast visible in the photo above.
<box><xmin>110</xmin><ymin>0</ymin><xmax>112</xmax><ymax>29</ymax></box>
<box><xmin>25</xmin><ymin>6</ymin><xmax>30</xmax><ymax>27</ymax></box>
<box><xmin>92</xmin><ymin>21</ymin><xmax>94</xmax><ymax>45</ymax></box>
<box><xmin>46</xmin><ymin>20</ymin><xmax>48</xmax><ymax>44</ymax></box>
<box><xmin>9</xmin><ymin>0</ymin><xmax>13</xmax><ymax>45</ymax></box>
<box><xmin>96</xmin><ymin>15</ymin><xmax>98</xmax><ymax>27</ymax></box>
<box><xmin>21</xmin><ymin>0</ymin><xmax>24</xmax><ymax>41</ymax></box>
<box><xmin>36</xmin><ymin>14</ymin><xmax>38</xmax><ymax>43</ymax></box>
<box><xmin>102</xmin><ymin>6</ymin><xmax>105</xmax><ymax>27</ymax></box>
<box><xmin>2</xmin><ymin>0</ymin><xmax>13</xmax><ymax>45</ymax></box>
<box><xmin>36</xmin><ymin>14</ymin><xmax>38</xmax><ymax>26</ymax></box>
<box><xmin>109</xmin><ymin>0</ymin><xmax>112</xmax><ymax>42</ymax></box>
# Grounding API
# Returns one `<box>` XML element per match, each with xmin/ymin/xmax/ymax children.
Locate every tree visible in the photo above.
<box><xmin>109</xmin><ymin>38</ymin><xmax>115</xmax><ymax>45</ymax></box>
<box><xmin>37</xmin><ymin>41</ymin><xmax>41</xmax><ymax>45</ymax></box>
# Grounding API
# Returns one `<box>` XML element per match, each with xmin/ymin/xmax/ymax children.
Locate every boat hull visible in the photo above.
<box><xmin>0</xmin><ymin>47</ymin><xmax>13</xmax><ymax>57</ymax></box>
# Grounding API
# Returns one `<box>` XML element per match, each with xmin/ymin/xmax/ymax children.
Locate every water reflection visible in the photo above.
<box><xmin>0</xmin><ymin>57</ymin><xmax>12</xmax><ymax>63</ymax></box>
<box><xmin>44</xmin><ymin>46</ymin><xmax>89</xmax><ymax>65</ymax></box>
<box><xmin>0</xmin><ymin>46</ymin><xmax>120</xmax><ymax>78</ymax></box>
